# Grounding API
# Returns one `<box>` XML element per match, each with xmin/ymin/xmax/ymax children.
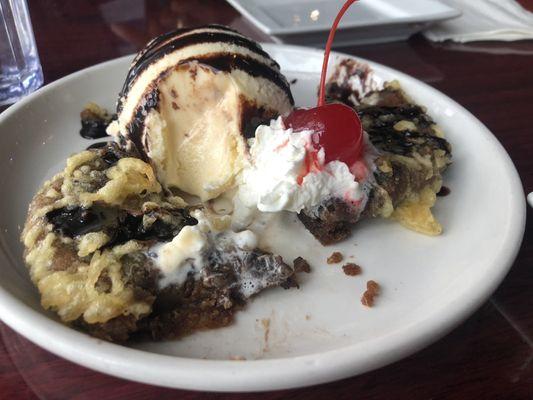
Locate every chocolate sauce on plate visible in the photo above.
<box><xmin>437</xmin><ymin>186</ymin><xmax>451</xmax><ymax>197</ymax></box>
<box><xmin>86</xmin><ymin>141</ymin><xmax>109</xmax><ymax>150</ymax></box>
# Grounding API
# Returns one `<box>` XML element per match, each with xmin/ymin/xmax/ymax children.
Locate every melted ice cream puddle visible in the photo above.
<box><xmin>151</xmin><ymin>210</ymin><xmax>258</xmax><ymax>288</ymax></box>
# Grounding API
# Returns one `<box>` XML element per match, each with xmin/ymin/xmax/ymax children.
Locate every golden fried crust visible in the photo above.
<box><xmin>21</xmin><ymin>144</ymin><xmax>297</xmax><ymax>342</ymax></box>
<box><xmin>20</xmin><ymin>145</ymin><xmax>181</xmax><ymax>332</ymax></box>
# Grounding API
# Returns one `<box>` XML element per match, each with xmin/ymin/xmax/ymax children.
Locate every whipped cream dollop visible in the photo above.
<box><xmin>233</xmin><ymin>117</ymin><xmax>364</xmax><ymax>228</ymax></box>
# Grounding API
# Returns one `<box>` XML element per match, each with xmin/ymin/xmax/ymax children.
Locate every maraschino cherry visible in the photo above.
<box><xmin>284</xmin><ymin>0</ymin><xmax>363</xmax><ymax>166</ymax></box>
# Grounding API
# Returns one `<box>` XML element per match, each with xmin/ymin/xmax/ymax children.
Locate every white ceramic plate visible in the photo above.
<box><xmin>227</xmin><ymin>0</ymin><xmax>461</xmax><ymax>46</ymax></box>
<box><xmin>0</xmin><ymin>44</ymin><xmax>525</xmax><ymax>392</ymax></box>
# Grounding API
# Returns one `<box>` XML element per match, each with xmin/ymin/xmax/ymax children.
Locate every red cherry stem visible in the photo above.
<box><xmin>318</xmin><ymin>0</ymin><xmax>358</xmax><ymax>107</ymax></box>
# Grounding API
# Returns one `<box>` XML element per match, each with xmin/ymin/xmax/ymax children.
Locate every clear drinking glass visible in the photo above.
<box><xmin>0</xmin><ymin>0</ymin><xmax>43</xmax><ymax>105</ymax></box>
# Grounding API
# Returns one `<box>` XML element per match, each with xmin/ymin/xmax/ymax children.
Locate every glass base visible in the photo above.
<box><xmin>0</xmin><ymin>64</ymin><xmax>44</xmax><ymax>106</ymax></box>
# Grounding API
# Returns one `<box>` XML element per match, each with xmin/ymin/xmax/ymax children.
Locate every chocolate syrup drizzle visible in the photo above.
<box><xmin>126</xmin><ymin>88</ymin><xmax>160</xmax><ymax>159</ymax></box>
<box><xmin>86</xmin><ymin>141</ymin><xmax>110</xmax><ymax>150</ymax></box>
<box><xmin>117</xmin><ymin>25</ymin><xmax>292</xmax><ymax>113</ymax></box>
<box><xmin>124</xmin><ymin>50</ymin><xmax>295</xmax><ymax>158</ymax></box>
<box><xmin>179</xmin><ymin>53</ymin><xmax>291</xmax><ymax>100</ymax></box>
<box><xmin>131</xmin><ymin>25</ymin><xmax>238</xmax><ymax>68</ymax></box>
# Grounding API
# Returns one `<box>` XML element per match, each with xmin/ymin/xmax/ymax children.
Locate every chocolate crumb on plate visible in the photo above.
<box><xmin>361</xmin><ymin>280</ymin><xmax>380</xmax><ymax>307</ymax></box>
<box><xmin>293</xmin><ymin>257</ymin><xmax>311</xmax><ymax>273</ymax></box>
<box><xmin>342</xmin><ymin>263</ymin><xmax>362</xmax><ymax>276</ymax></box>
<box><xmin>437</xmin><ymin>186</ymin><xmax>451</xmax><ymax>197</ymax></box>
<box><xmin>327</xmin><ymin>251</ymin><xmax>343</xmax><ymax>264</ymax></box>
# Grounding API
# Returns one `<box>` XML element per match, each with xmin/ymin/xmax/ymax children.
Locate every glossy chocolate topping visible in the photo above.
<box><xmin>118</xmin><ymin>25</ymin><xmax>291</xmax><ymax>113</ymax></box>
<box><xmin>178</xmin><ymin>53</ymin><xmax>291</xmax><ymax>101</ymax></box>
<box><xmin>126</xmin><ymin>87</ymin><xmax>160</xmax><ymax>159</ymax></box>
<box><xmin>124</xmin><ymin>51</ymin><xmax>294</xmax><ymax>157</ymax></box>
<box><xmin>131</xmin><ymin>24</ymin><xmax>239</xmax><ymax>68</ymax></box>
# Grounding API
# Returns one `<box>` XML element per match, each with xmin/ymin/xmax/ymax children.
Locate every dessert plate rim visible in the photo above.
<box><xmin>0</xmin><ymin>43</ymin><xmax>525</xmax><ymax>392</ymax></box>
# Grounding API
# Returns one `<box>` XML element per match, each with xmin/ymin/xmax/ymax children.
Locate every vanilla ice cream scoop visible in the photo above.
<box><xmin>109</xmin><ymin>25</ymin><xmax>294</xmax><ymax>201</ymax></box>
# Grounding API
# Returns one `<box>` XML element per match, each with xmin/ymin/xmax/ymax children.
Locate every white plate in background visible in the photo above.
<box><xmin>227</xmin><ymin>0</ymin><xmax>461</xmax><ymax>46</ymax></box>
<box><xmin>0</xmin><ymin>44</ymin><xmax>525</xmax><ymax>391</ymax></box>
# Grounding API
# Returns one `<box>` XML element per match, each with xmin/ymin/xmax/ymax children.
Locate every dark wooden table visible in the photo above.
<box><xmin>1</xmin><ymin>0</ymin><xmax>532</xmax><ymax>398</ymax></box>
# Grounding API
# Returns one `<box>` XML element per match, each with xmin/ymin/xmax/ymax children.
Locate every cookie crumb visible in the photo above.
<box><xmin>230</xmin><ymin>355</ymin><xmax>247</xmax><ymax>361</ymax></box>
<box><xmin>327</xmin><ymin>251</ymin><xmax>343</xmax><ymax>264</ymax></box>
<box><xmin>293</xmin><ymin>257</ymin><xmax>311</xmax><ymax>273</ymax></box>
<box><xmin>342</xmin><ymin>263</ymin><xmax>362</xmax><ymax>276</ymax></box>
<box><xmin>361</xmin><ymin>280</ymin><xmax>380</xmax><ymax>307</ymax></box>
<box><xmin>261</xmin><ymin>318</ymin><xmax>271</xmax><ymax>352</ymax></box>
